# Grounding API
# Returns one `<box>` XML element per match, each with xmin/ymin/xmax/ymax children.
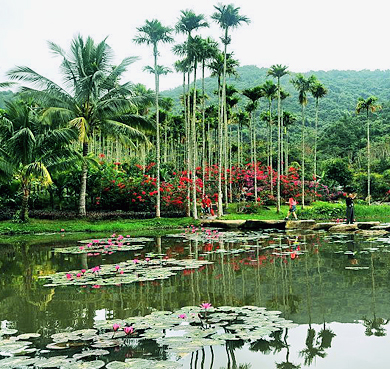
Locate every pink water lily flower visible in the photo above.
<box><xmin>113</xmin><ymin>323</ymin><xmax>120</xmax><ymax>331</ymax></box>
<box><xmin>200</xmin><ymin>302</ymin><xmax>212</xmax><ymax>310</ymax></box>
<box><xmin>81</xmin><ymin>269</ymin><xmax>86</xmax><ymax>274</ymax></box>
<box><xmin>65</xmin><ymin>273</ymin><xmax>73</xmax><ymax>280</ymax></box>
<box><xmin>124</xmin><ymin>326</ymin><xmax>134</xmax><ymax>335</ymax></box>
<box><xmin>178</xmin><ymin>314</ymin><xmax>187</xmax><ymax>319</ymax></box>
<box><xmin>115</xmin><ymin>265</ymin><xmax>120</xmax><ymax>270</ymax></box>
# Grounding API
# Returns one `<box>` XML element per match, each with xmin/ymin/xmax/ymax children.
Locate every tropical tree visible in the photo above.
<box><xmin>310</xmin><ymin>80</ymin><xmax>327</xmax><ymax>181</ymax></box>
<box><xmin>134</xmin><ymin>20</ymin><xmax>174</xmax><ymax>217</ymax></box>
<box><xmin>290</xmin><ymin>73</ymin><xmax>316</xmax><ymax>208</ymax></box>
<box><xmin>0</xmin><ymin>100</ymin><xmax>77</xmax><ymax>221</ymax></box>
<box><xmin>8</xmin><ymin>35</ymin><xmax>152</xmax><ymax>217</ymax></box>
<box><xmin>356</xmin><ymin>96</ymin><xmax>381</xmax><ymax>205</ymax></box>
<box><xmin>262</xmin><ymin>79</ymin><xmax>277</xmax><ymax>197</ymax></box>
<box><xmin>211</xmin><ymin>3</ymin><xmax>250</xmax><ymax>216</ymax></box>
<box><xmin>242</xmin><ymin>85</ymin><xmax>263</xmax><ymax>201</ymax></box>
<box><xmin>268</xmin><ymin>65</ymin><xmax>289</xmax><ymax>213</ymax></box>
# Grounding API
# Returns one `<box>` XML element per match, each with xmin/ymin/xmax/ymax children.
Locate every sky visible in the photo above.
<box><xmin>1</xmin><ymin>0</ymin><xmax>390</xmax><ymax>92</ymax></box>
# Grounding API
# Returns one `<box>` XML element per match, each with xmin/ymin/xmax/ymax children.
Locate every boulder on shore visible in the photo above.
<box><xmin>285</xmin><ymin>220</ymin><xmax>316</xmax><ymax>230</ymax></box>
<box><xmin>239</xmin><ymin>220</ymin><xmax>286</xmax><ymax>230</ymax></box>
<box><xmin>328</xmin><ymin>224</ymin><xmax>358</xmax><ymax>232</ymax></box>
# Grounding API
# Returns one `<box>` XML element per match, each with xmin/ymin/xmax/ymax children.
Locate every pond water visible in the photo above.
<box><xmin>1</xmin><ymin>227</ymin><xmax>390</xmax><ymax>368</ymax></box>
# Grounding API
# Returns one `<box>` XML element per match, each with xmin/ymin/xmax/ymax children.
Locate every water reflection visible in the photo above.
<box><xmin>0</xmin><ymin>231</ymin><xmax>390</xmax><ymax>367</ymax></box>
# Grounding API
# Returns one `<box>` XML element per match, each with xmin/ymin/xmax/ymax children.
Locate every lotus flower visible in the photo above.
<box><xmin>113</xmin><ymin>323</ymin><xmax>120</xmax><ymax>331</ymax></box>
<box><xmin>66</xmin><ymin>273</ymin><xmax>73</xmax><ymax>280</ymax></box>
<box><xmin>200</xmin><ymin>302</ymin><xmax>212</xmax><ymax>310</ymax></box>
<box><xmin>81</xmin><ymin>269</ymin><xmax>86</xmax><ymax>274</ymax></box>
<box><xmin>115</xmin><ymin>265</ymin><xmax>120</xmax><ymax>271</ymax></box>
<box><xmin>124</xmin><ymin>326</ymin><xmax>134</xmax><ymax>335</ymax></box>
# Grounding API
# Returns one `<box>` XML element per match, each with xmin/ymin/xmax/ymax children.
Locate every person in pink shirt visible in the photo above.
<box><xmin>285</xmin><ymin>197</ymin><xmax>298</xmax><ymax>220</ymax></box>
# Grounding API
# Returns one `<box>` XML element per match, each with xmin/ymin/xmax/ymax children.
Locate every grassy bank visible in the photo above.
<box><xmin>0</xmin><ymin>217</ymin><xmax>198</xmax><ymax>235</ymax></box>
<box><xmin>0</xmin><ymin>202</ymin><xmax>388</xmax><ymax>235</ymax></box>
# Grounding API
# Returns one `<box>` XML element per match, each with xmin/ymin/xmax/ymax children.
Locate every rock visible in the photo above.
<box><xmin>240</xmin><ymin>220</ymin><xmax>286</xmax><ymax>230</ymax></box>
<box><xmin>328</xmin><ymin>224</ymin><xmax>358</xmax><ymax>232</ymax></box>
<box><xmin>201</xmin><ymin>220</ymin><xmax>246</xmax><ymax>229</ymax></box>
<box><xmin>285</xmin><ymin>220</ymin><xmax>316</xmax><ymax>230</ymax></box>
<box><xmin>371</xmin><ymin>223</ymin><xmax>390</xmax><ymax>231</ymax></box>
<box><xmin>312</xmin><ymin>222</ymin><xmax>337</xmax><ymax>231</ymax></box>
<box><xmin>356</xmin><ymin>221</ymin><xmax>381</xmax><ymax>230</ymax></box>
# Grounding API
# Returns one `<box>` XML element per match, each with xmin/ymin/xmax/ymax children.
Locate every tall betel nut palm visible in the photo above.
<box><xmin>310</xmin><ymin>80</ymin><xmax>327</xmax><ymax>182</ymax></box>
<box><xmin>134</xmin><ymin>20</ymin><xmax>174</xmax><ymax>218</ymax></box>
<box><xmin>356</xmin><ymin>96</ymin><xmax>381</xmax><ymax>205</ymax></box>
<box><xmin>267</xmin><ymin>64</ymin><xmax>289</xmax><ymax>213</ymax></box>
<box><xmin>212</xmin><ymin>3</ymin><xmax>250</xmax><ymax>217</ymax></box>
<box><xmin>8</xmin><ymin>35</ymin><xmax>152</xmax><ymax>217</ymax></box>
<box><xmin>290</xmin><ymin>73</ymin><xmax>316</xmax><ymax>208</ymax></box>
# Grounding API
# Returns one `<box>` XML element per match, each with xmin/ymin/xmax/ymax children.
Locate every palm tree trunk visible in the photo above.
<box><xmin>218</xmin><ymin>80</ymin><xmax>224</xmax><ymax>217</ymax></box>
<box><xmin>367</xmin><ymin>111</ymin><xmax>371</xmax><ymax>205</ymax></box>
<box><xmin>202</xmin><ymin>61</ymin><xmax>206</xmax><ymax>196</ymax></box>
<box><xmin>20</xmin><ymin>183</ymin><xmax>30</xmax><ymax>222</ymax></box>
<box><xmin>154</xmin><ymin>49</ymin><xmax>161</xmax><ymax>218</ymax></box>
<box><xmin>277</xmin><ymin>79</ymin><xmax>281</xmax><ymax>213</ymax></box>
<box><xmin>301</xmin><ymin>105</ymin><xmax>306</xmax><ymax>208</ymax></box>
<box><xmin>192</xmin><ymin>64</ymin><xmax>198</xmax><ymax>219</ymax></box>
<box><xmin>314</xmin><ymin>100</ymin><xmax>319</xmax><ymax>181</ymax></box>
<box><xmin>186</xmin><ymin>71</ymin><xmax>192</xmax><ymax>217</ymax></box>
<box><xmin>78</xmin><ymin>142</ymin><xmax>89</xmax><ymax>217</ymax></box>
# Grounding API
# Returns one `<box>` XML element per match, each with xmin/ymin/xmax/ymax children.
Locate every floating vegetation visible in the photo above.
<box><xmin>0</xmin><ymin>304</ymin><xmax>296</xmax><ymax>368</ymax></box>
<box><xmin>55</xmin><ymin>235</ymin><xmax>149</xmax><ymax>256</ymax></box>
<box><xmin>39</xmin><ymin>258</ymin><xmax>212</xmax><ymax>288</ymax></box>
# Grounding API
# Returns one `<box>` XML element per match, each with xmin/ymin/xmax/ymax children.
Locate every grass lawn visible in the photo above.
<box><xmin>0</xmin><ymin>201</ymin><xmax>389</xmax><ymax>235</ymax></box>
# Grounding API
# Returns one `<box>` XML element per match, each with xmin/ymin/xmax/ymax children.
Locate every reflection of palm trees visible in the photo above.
<box><xmin>275</xmin><ymin>328</ymin><xmax>301</xmax><ymax>369</ymax></box>
<box><xmin>299</xmin><ymin>328</ymin><xmax>326</xmax><ymax>366</ymax></box>
<box><xmin>362</xmin><ymin>253</ymin><xmax>389</xmax><ymax>336</ymax></box>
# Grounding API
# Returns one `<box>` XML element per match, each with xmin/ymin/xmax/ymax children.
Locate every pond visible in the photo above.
<box><xmin>0</xmin><ymin>226</ymin><xmax>390</xmax><ymax>368</ymax></box>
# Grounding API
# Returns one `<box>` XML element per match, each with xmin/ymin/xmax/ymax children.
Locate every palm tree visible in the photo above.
<box><xmin>310</xmin><ymin>80</ymin><xmax>327</xmax><ymax>182</ymax></box>
<box><xmin>199</xmin><ymin>37</ymin><xmax>218</xmax><ymax>196</ymax></box>
<box><xmin>268</xmin><ymin>65</ymin><xmax>289</xmax><ymax>213</ymax></box>
<box><xmin>242</xmin><ymin>86</ymin><xmax>263</xmax><ymax>201</ymax></box>
<box><xmin>282</xmin><ymin>111</ymin><xmax>297</xmax><ymax>174</ymax></box>
<box><xmin>134</xmin><ymin>20</ymin><xmax>174</xmax><ymax>218</ymax></box>
<box><xmin>8</xmin><ymin>35</ymin><xmax>152</xmax><ymax>217</ymax></box>
<box><xmin>211</xmin><ymin>3</ymin><xmax>250</xmax><ymax>217</ymax></box>
<box><xmin>0</xmin><ymin>100</ymin><xmax>77</xmax><ymax>221</ymax></box>
<box><xmin>356</xmin><ymin>96</ymin><xmax>381</xmax><ymax>205</ymax></box>
<box><xmin>290</xmin><ymin>73</ymin><xmax>316</xmax><ymax>208</ymax></box>
<box><xmin>262</xmin><ymin>80</ymin><xmax>277</xmax><ymax>197</ymax></box>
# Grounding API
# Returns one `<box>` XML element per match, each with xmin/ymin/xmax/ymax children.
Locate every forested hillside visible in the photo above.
<box><xmin>162</xmin><ymin>65</ymin><xmax>390</xmax><ymax>127</ymax></box>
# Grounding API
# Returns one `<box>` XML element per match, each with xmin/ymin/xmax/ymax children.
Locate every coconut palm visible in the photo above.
<box><xmin>0</xmin><ymin>99</ymin><xmax>78</xmax><ymax>221</ymax></box>
<box><xmin>310</xmin><ymin>80</ymin><xmax>327</xmax><ymax>181</ymax></box>
<box><xmin>211</xmin><ymin>3</ymin><xmax>250</xmax><ymax>216</ymax></box>
<box><xmin>356</xmin><ymin>96</ymin><xmax>381</xmax><ymax>205</ymax></box>
<box><xmin>134</xmin><ymin>20</ymin><xmax>174</xmax><ymax>218</ymax></box>
<box><xmin>8</xmin><ymin>35</ymin><xmax>152</xmax><ymax>217</ymax></box>
<box><xmin>290</xmin><ymin>73</ymin><xmax>316</xmax><ymax>208</ymax></box>
<box><xmin>268</xmin><ymin>65</ymin><xmax>289</xmax><ymax>213</ymax></box>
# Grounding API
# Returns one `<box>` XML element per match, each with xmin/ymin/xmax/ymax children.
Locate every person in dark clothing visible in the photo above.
<box><xmin>345</xmin><ymin>192</ymin><xmax>356</xmax><ymax>224</ymax></box>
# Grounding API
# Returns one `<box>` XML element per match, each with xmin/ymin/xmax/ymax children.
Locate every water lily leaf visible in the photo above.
<box><xmin>62</xmin><ymin>360</ymin><xmax>106</xmax><ymax>369</ymax></box>
<box><xmin>15</xmin><ymin>333</ymin><xmax>41</xmax><ymax>340</ymax></box>
<box><xmin>73</xmin><ymin>349</ymin><xmax>110</xmax><ymax>360</ymax></box>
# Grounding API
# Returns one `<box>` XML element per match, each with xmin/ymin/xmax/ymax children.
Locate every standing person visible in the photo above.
<box><xmin>201</xmin><ymin>195</ymin><xmax>211</xmax><ymax>217</ymax></box>
<box><xmin>346</xmin><ymin>192</ymin><xmax>356</xmax><ymax>224</ymax></box>
<box><xmin>285</xmin><ymin>197</ymin><xmax>298</xmax><ymax>220</ymax></box>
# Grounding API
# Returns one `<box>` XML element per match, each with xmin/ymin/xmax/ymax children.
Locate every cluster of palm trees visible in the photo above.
<box><xmin>1</xmin><ymin>36</ymin><xmax>154</xmax><ymax>220</ymax></box>
<box><xmin>2</xmin><ymin>3</ymin><xmax>354</xmax><ymax>221</ymax></box>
